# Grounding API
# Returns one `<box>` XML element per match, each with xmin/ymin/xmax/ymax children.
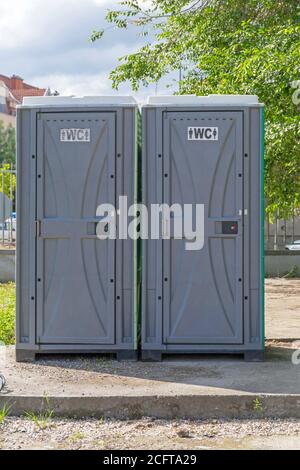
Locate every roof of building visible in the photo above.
<box><xmin>12</xmin><ymin>88</ymin><xmax>46</xmax><ymax>102</ymax></box>
<box><xmin>0</xmin><ymin>74</ymin><xmax>46</xmax><ymax>103</ymax></box>
<box><xmin>0</xmin><ymin>81</ymin><xmax>19</xmax><ymax>102</ymax></box>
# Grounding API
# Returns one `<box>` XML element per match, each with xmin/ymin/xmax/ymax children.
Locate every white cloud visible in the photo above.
<box><xmin>32</xmin><ymin>72</ymin><xmax>174</xmax><ymax>105</ymax></box>
<box><xmin>0</xmin><ymin>1</ymin><xmax>33</xmax><ymax>50</ymax></box>
<box><xmin>33</xmin><ymin>72</ymin><xmax>114</xmax><ymax>96</ymax></box>
<box><xmin>0</xmin><ymin>0</ymin><xmax>175</xmax><ymax>99</ymax></box>
<box><xmin>0</xmin><ymin>0</ymin><xmax>112</xmax><ymax>51</ymax></box>
<box><xmin>92</xmin><ymin>0</ymin><xmax>111</xmax><ymax>4</ymax></box>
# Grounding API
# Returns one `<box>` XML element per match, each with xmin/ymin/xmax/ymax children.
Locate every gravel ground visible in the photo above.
<box><xmin>0</xmin><ymin>417</ymin><xmax>300</xmax><ymax>450</ymax></box>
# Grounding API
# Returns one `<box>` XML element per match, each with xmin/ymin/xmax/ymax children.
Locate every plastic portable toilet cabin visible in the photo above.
<box><xmin>16</xmin><ymin>96</ymin><xmax>139</xmax><ymax>361</ymax></box>
<box><xmin>141</xmin><ymin>95</ymin><xmax>264</xmax><ymax>361</ymax></box>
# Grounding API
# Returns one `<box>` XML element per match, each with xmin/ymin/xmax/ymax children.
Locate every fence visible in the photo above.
<box><xmin>265</xmin><ymin>210</ymin><xmax>300</xmax><ymax>250</ymax></box>
<box><xmin>0</xmin><ymin>164</ymin><xmax>16</xmax><ymax>246</ymax></box>
<box><xmin>0</xmin><ymin>163</ymin><xmax>298</xmax><ymax>250</ymax></box>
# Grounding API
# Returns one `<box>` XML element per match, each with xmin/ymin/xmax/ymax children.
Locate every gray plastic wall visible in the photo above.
<box><xmin>142</xmin><ymin>104</ymin><xmax>264</xmax><ymax>356</ymax></box>
<box><xmin>16</xmin><ymin>103</ymin><xmax>138</xmax><ymax>359</ymax></box>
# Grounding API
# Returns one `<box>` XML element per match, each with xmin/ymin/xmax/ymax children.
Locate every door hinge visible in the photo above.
<box><xmin>35</xmin><ymin>220</ymin><xmax>41</xmax><ymax>237</ymax></box>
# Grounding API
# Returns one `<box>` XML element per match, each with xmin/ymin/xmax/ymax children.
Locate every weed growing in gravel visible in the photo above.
<box><xmin>25</xmin><ymin>395</ymin><xmax>54</xmax><ymax>430</ymax></box>
<box><xmin>253</xmin><ymin>398</ymin><xmax>264</xmax><ymax>416</ymax></box>
<box><xmin>0</xmin><ymin>402</ymin><xmax>11</xmax><ymax>424</ymax></box>
<box><xmin>25</xmin><ymin>408</ymin><xmax>53</xmax><ymax>430</ymax></box>
<box><xmin>283</xmin><ymin>265</ymin><xmax>298</xmax><ymax>279</ymax></box>
<box><xmin>69</xmin><ymin>431</ymin><xmax>85</xmax><ymax>443</ymax></box>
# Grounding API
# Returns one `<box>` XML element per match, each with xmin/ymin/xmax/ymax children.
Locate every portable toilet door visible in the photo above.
<box><xmin>142</xmin><ymin>95</ymin><xmax>264</xmax><ymax>361</ymax></box>
<box><xmin>16</xmin><ymin>96</ymin><xmax>139</xmax><ymax>361</ymax></box>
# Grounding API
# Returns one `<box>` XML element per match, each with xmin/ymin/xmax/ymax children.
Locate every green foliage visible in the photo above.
<box><xmin>0</xmin><ymin>163</ymin><xmax>16</xmax><ymax>199</ymax></box>
<box><xmin>90</xmin><ymin>29</ymin><xmax>104</xmax><ymax>42</ymax></box>
<box><xmin>283</xmin><ymin>265</ymin><xmax>298</xmax><ymax>279</ymax></box>
<box><xmin>0</xmin><ymin>402</ymin><xmax>11</xmax><ymax>424</ymax></box>
<box><xmin>0</xmin><ymin>121</ymin><xmax>16</xmax><ymax>202</ymax></box>
<box><xmin>25</xmin><ymin>395</ymin><xmax>54</xmax><ymax>430</ymax></box>
<box><xmin>93</xmin><ymin>0</ymin><xmax>300</xmax><ymax>218</ymax></box>
<box><xmin>253</xmin><ymin>397</ymin><xmax>264</xmax><ymax>416</ymax></box>
<box><xmin>0</xmin><ymin>122</ymin><xmax>15</xmax><ymax>165</ymax></box>
<box><xmin>0</xmin><ymin>282</ymin><xmax>15</xmax><ymax>345</ymax></box>
<box><xmin>69</xmin><ymin>431</ymin><xmax>85</xmax><ymax>443</ymax></box>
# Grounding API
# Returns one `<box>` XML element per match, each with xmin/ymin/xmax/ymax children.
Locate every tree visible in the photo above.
<box><xmin>0</xmin><ymin>122</ymin><xmax>16</xmax><ymax>200</ymax></box>
<box><xmin>0</xmin><ymin>163</ymin><xmax>16</xmax><ymax>200</ymax></box>
<box><xmin>0</xmin><ymin>121</ymin><xmax>16</xmax><ymax>165</ymax></box>
<box><xmin>91</xmin><ymin>0</ymin><xmax>300</xmax><ymax>219</ymax></box>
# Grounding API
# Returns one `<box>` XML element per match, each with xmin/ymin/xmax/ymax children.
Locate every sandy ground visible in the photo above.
<box><xmin>0</xmin><ymin>244</ymin><xmax>15</xmax><ymax>250</ymax></box>
<box><xmin>265</xmin><ymin>278</ymin><xmax>300</xmax><ymax>339</ymax></box>
<box><xmin>0</xmin><ymin>417</ymin><xmax>299</xmax><ymax>450</ymax></box>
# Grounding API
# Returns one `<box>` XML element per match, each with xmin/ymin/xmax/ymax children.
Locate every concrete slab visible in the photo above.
<box><xmin>0</xmin><ymin>343</ymin><xmax>299</xmax><ymax>419</ymax></box>
<box><xmin>0</xmin><ymin>278</ymin><xmax>299</xmax><ymax>419</ymax></box>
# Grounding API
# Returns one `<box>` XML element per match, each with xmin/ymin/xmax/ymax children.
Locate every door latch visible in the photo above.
<box><xmin>239</xmin><ymin>209</ymin><xmax>248</xmax><ymax>216</ymax></box>
<box><xmin>35</xmin><ymin>220</ymin><xmax>41</xmax><ymax>238</ymax></box>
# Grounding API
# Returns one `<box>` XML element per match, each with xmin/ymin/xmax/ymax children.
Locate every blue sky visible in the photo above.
<box><xmin>0</xmin><ymin>0</ymin><xmax>177</xmax><ymax>102</ymax></box>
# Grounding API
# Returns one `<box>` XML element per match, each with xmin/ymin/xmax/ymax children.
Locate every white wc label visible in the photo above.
<box><xmin>60</xmin><ymin>128</ymin><xmax>91</xmax><ymax>142</ymax></box>
<box><xmin>187</xmin><ymin>127</ymin><xmax>218</xmax><ymax>141</ymax></box>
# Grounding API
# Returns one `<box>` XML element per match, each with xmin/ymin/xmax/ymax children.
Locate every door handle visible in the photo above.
<box><xmin>215</xmin><ymin>220</ymin><xmax>239</xmax><ymax>235</ymax></box>
<box><xmin>87</xmin><ymin>216</ymin><xmax>109</xmax><ymax>236</ymax></box>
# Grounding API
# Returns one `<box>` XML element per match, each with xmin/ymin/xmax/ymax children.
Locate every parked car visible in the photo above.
<box><xmin>285</xmin><ymin>240</ymin><xmax>300</xmax><ymax>251</ymax></box>
<box><xmin>0</xmin><ymin>217</ymin><xmax>16</xmax><ymax>241</ymax></box>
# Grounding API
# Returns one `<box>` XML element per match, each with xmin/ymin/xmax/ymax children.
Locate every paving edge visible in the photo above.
<box><xmin>1</xmin><ymin>394</ymin><xmax>300</xmax><ymax>419</ymax></box>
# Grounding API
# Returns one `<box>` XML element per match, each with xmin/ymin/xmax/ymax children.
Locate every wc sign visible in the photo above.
<box><xmin>188</xmin><ymin>126</ymin><xmax>219</xmax><ymax>141</ymax></box>
<box><xmin>60</xmin><ymin>128</ymin><xmax>91</xmax><ymax>142</ymax></box>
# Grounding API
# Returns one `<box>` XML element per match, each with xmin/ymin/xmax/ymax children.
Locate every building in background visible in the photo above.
<box><xmin>0</xmin><ymin>75</ymin><xmax>58</xmax><ymax>244</ymax></box>
<box><xmin>0</xmin><ymin>74</ymin><xmax>58</xmax><ymax>127</ymax></box>
<box><xmin>0</xmin><ymin>79</ymin><xmax>18</xmax><ymax>127</ymax></box>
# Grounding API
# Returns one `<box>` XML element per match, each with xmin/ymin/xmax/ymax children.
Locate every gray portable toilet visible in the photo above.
<box><xmin>16</xmin><ymin>96</ymin><xmax>139</xmax><ymax>361</ymax></box>
<box><xmin>142</xmin><ymin>95</ymin><xmax>264</xmax><ymax>361</ymax></box>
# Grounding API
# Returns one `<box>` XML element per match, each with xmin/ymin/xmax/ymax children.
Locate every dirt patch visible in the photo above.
<box><xmin>265</xmin><ymin>278</ymin><xmax>300</xmax><ymax>339</ymax></box>
<box><xmin>0</xmin><ymin>244</ymin><xmax>15</xmax><ymax>251</ymax></box>
<box><xmin>266</xmin><ymin>278</ymin><xmax>300</xmax><ymax>296</ymax></box>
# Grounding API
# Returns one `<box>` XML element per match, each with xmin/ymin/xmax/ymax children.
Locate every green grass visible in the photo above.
<box><xmin>0</xmin><ymin>403</ymin><xmax>11</xmax><ymax>424</ymax></box>
<box><xmin>25</xmin><ymin>395</ymin><xmax>54</xmax><ymax>430</ymax></box>
<box><xmin>0</xmin><ymin>282</ymin><xmax>15</xmax><ymax>345</ymax></box>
